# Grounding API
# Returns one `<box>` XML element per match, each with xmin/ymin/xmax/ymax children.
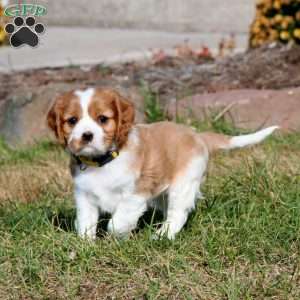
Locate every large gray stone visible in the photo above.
<box><xmin>167</xmin><ymin>88</ymin><xmax>300</xmax><ymax>131</ymax></box>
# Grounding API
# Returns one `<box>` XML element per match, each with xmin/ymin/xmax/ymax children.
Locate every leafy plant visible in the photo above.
<box><xmin>141</xmin><ymin>83</ymin><xmax>165</xmax><ymax>123</ymax></box>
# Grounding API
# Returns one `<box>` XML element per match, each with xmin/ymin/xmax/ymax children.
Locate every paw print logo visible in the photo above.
<box><xmin>5</xmin><ymin>16</ymin><xmax>45</xmax><ymax>48</ymax></box>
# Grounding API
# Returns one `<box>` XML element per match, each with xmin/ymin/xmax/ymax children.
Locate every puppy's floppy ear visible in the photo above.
<box><xmin>46</xmin><ymin>96</ymin><xmax>66</xmax><ymax>145</ymax></box>
<box><xmin>47</xmin><ymin>102</ymin><xmax>58</xmax><ymax>135</ymax></box>
<box><xmin>113</xmin><ymin>93</ymin><xmax>135</xmax><ymax>148</ymax></box>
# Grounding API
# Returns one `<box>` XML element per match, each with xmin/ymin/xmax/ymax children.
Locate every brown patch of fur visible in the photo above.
<box><xmin>88</xmin><ymin>90</ymin><xmax>118</xmax><ymax>149</ymax></box>
<box><xmin>198</xmin><ymin>132</ymin><xmax>230</xmax><ymax>152</ymax></box>
<box><xmin>88</xmin><ymin>89</ymin><xmax>135</xmax><ymax>149</ymax></box>
<box><xmin>47</xmin><ymin>91</ymin><xmax>82</xmax><ymax>146</ymax></box>
<box><xmin>132</xmin><ymin>122</ymin><xmax>206</xmax><ymax>197</ymax></box>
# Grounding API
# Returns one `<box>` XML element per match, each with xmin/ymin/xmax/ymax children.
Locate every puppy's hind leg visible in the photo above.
<box><xmin>156</xmin><ymin>156</ymin><xmax>207</xmax><ymax>240</ymax></box>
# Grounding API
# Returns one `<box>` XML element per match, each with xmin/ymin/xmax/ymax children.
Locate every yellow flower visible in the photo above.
<box><xmin>251</xmin><ymin>39</ymin><xmax>258</xmax><ymax>47</ymax></box>
<box><xmin>269</xmin><ymin>17</ymin><xmax>277</xmax><ymax>26</ymax></box>
<box><xmin>273</xmin><ymin>0</ymin><xmax>281</xmax><ymax>10</ymax></box>
<box><xmin>260</xmin><ymin>16</ymin><xmax>270</xmax><ymax>26</ymax></box>
<box><xmin>252</xmin><ymin>25</ymin><xmax>261</xmax><ymax>34</ymax></box>
<box><xmin>0</xmin><ymin>28</ymin><xmax>6</xmax><ymax>42</ymax></box>
<box><xmin>257</xmin><ymin>39</ymin><xmax>265</xmax><ymax>46</ymax></box>
<box><xmin>269</xmin><ymin>30</ymin><xmax>279</xmax><ymax>40</ymax></box>
<box><xmin>256</xmin><ymin>10</ymin><xmax>263</xmax><ymax>18</ymax></box>
<box><xmin>281</xmin><ymin>20</ymin><xmax>290</xmax><ymax>29</ymax></box>
<box><xmin>274</xmin><ymin>14</ymin><xmax>283</xmax><ymax>23</ymax></box>
<box><xmin>280</xmin><ymin>31</ymin><xmax>290</xmax><ymax>40</ymax></box>
<box><xmin>294</xmin><ymin>29</ymin><xmax>300</xmax><ymax>39</ymax></box>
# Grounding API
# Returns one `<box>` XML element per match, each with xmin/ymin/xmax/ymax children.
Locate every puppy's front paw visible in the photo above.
<box><xmin>107</xmin><ymin>219</ymin><xmax>115</xmax><ymax>234</ymax></box>
<box><xmin>153</xmin><ymin>224</ymin><xmax>175</xmax><ymax>240</ymax></box>
<box><xmin>107</xmin><ymin>219</ymin><xmax>130</xmax><ymax>239</ymax></box>
<box><xmin>75</xmin><ymin>219</ymin><xmax>97</xmax><ymax>240</ymax></box>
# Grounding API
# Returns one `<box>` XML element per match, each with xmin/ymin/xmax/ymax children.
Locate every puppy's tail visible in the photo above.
<box><xmin>199</xmin><ymin>126</ymin><xmax>279</xmax><ymax>153</ymax></box>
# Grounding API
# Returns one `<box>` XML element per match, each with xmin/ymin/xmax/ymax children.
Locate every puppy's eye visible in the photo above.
<box><xmin>67</xmin><ymin>117</ymin><xmax>78</xmax><ymax>126</ymax></box>
<box><xmin>98</xmin><ymin>115</ymin><xmax>108</xmax><ymax>124</ymax></box>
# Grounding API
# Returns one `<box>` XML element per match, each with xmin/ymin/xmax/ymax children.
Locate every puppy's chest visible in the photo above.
<box><xmin>73</xmin><ymin>157</ymin><xmax>137</xmax><ymax>212</ymax></box>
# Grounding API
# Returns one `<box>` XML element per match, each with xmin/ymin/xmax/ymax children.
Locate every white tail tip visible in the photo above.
<box><xmin>229</xmin><ymin>126</ymin><xmax>279</xmax><ymax>149</ymax></box>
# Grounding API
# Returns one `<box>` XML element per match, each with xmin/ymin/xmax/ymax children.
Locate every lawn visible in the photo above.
<box><xmin>0</xmin><ymin>122</ymin><xmax>299</xmax><ymax>299</ymax></box>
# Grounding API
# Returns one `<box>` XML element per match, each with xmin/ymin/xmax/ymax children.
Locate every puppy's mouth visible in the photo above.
<box><xmin>68</xmin><ymin>139</ymin><xmax>107</xmax><ymax>157</ymax></box>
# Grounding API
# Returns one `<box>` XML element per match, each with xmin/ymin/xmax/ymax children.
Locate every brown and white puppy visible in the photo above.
<box><xmin>47</xmin><ymin>88</ymin><xmax>278</xmax><ymax>240</ymax></box>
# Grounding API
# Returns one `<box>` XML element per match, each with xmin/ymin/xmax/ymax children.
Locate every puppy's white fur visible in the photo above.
<box><xmin>155</xmin><ymin>155</ymin><xmax>208</xmax><ymax>239</ymax></box>
<box><xmin>74</xmin><ymin>130</ymin><xmax>143</xmax><ymax>239</ymax></box>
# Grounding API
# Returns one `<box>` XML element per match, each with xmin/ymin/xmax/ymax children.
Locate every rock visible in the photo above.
<box><xmin>167</xmin><ymin>88</ymin><xmax>300</xmax><ymax>131</ymax></box>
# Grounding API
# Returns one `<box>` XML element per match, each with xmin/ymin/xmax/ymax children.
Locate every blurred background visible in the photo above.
<box><xmin>0</xmin><ymin>0</ymin><xmax>254</xmax><ymax>71</ymax></box>
<box><xmin>0</xmin><ymin>0</ymin><xmax>299</xmax><ymax>146</ymax></box>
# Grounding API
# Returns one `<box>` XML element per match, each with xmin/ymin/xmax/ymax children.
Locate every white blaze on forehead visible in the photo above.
<box><xmin>74</xmin><ymin>88</ymin><xmax>95</xmax><ymax>116</ymax></box>
<box><xmin>69</xmin><ymin>88</ymin><xmax>107</xmax><ymax>155</ymax></box>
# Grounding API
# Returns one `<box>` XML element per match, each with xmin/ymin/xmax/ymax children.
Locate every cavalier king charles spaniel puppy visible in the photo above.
<box><xmin>47</xmin><ymin>88</ymin><xmax>278</xmax><ymax>240</ymax></box>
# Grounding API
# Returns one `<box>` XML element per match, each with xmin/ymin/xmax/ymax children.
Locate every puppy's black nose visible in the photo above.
<box><xmin>82</xmin><ymin>131</ymin><xmax>94</xmax><ymax>142</ymax></box>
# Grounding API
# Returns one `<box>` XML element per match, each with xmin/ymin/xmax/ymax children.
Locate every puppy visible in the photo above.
<box><xmin>47</xmin><ymin>88</ymin><xmax>278</xmax><ymax>240</ymax></box>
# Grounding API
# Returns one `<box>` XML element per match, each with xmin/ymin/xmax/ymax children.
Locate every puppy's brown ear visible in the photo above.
<box><xmin>113</xmin><ymin>93</ymin><xmax>135</xmax><ymax>148</ymax></box>
<box><xmin>46</xmin><ymin>97</ymin><xmax>66</xmax><ymax>145</ymax></box>
<box><xmin>47</xmin><ymin>102</ymin><xmax>58</xmax><ymax>135</ymax></box>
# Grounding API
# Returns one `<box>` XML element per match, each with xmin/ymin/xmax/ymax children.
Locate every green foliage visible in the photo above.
<box><xmin>141</xmin><ymin>84</ymin><xmax>165</xmax><ymax>123</ymax></box>
<box><xmin>97</xmin><ymin>63</ymin><xmax>113</xmax><ymax>76</ymax></box>
<box><xmin>0</xmin><ymin>138</ymin><xmax>63</xmax><ymax>166</ymax></box>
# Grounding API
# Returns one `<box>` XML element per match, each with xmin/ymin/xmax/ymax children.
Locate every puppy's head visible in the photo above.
<box><xmin>47</xmin><ymin>88</ymin><xmax>135</xmax><ymax>156</ymax></box>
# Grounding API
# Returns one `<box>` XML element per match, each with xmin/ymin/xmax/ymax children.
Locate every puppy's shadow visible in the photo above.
<box><xmin>49</xmin><ymin>209</ymin><xmax>76</xmax><ymax>233</ymax></box>
<box><xmin>136</xmin><ymin>209</ymin><xmax>164</xmax><ymax>232</ymax></box>
<box><xmin>49</xmin><ymin>208</ymin><xmax>163</xmax><ymax>238</ymax></box>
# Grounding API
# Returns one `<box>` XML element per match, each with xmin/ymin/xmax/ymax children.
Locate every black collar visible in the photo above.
<box><xmin>74</xmin><ymin>150</ymin><xmax>119</xmax><ymax>170</ymax></box>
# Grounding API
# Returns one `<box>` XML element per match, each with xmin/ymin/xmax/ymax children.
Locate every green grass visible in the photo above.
<box><xmin>0</xmin><ymin>126</ymin><xmax>300</xmax><ymax>299</ymax></box>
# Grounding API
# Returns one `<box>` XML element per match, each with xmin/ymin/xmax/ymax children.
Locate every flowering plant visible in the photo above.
<box><xmin>0</xmin><ymin>1</ymin><xmax>8</xmax><ymax>46</ymax></box>
<box><xmin>250</xmin><ymin>0</ymin><xmax>300</xmax><ymax>47</ymax></box>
